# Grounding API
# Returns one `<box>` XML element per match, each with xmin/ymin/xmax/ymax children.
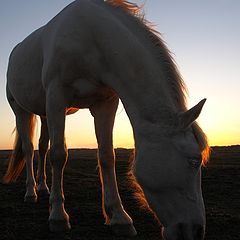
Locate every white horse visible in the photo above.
<box><xmin>3</xmin><ymin>0</ymin><xmax>210</xmax><ymax>239</ymax></box>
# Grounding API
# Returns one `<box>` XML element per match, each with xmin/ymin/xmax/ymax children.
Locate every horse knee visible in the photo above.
<box><xmin>39</xmin><ymin>138</ymin><xmax>49</xmax><ymax>157</ymax></box>
<box><xmin>49</xmin><ymin>144</ymin><xmax>68</xmax><ymax>169</ymax></box>
<box><xmin>98</xmin><ymin>147</ymin><xmax>114</xmax><ymax>169</ymax></box>
<box><xmin>22</xmin><ymin>141</ymin><xmax>34</xmax><ymax>158</ymax></box>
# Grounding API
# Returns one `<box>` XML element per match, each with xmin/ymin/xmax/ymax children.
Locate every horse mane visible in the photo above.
<box><xmin>106</xmin><ymin>0</ymin><xmax>187</xmax><ymax>111</ymax></box>
<box><xmin>105</xmin><ymin>0</ymin><xmax>210</xmax><ymax>165</ymax></box>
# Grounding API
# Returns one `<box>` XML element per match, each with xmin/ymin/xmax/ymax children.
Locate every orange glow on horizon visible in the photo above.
<box><xmin>1</xmin><ymin>102</ymin><xmax>240</xmax><ymax>150</ymax></box>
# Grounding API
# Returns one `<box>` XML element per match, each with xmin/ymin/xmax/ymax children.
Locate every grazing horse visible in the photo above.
<box><xmin>3</xmin><ymin>0</ymin><xmax>210</xmax><ymax>239</ymax></box>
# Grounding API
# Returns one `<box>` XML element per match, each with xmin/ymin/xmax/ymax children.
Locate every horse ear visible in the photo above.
<box><xmin>179</xmin><ymin>99</ymin><xmax>206</xmax><ymax>129</ymax></box>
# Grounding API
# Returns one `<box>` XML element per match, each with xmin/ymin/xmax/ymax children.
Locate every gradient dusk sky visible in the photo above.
<box><xmin>0</xmin><ymin>0</ymin><xmax>240</xmax><ymax>149</ymax></box>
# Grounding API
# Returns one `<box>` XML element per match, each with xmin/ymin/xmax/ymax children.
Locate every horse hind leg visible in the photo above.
<box><xmin>36</xmin><ymin>116</ymin><xmax>50</xmax><ymax>198</ymax></box>
<box><xmin>9</xmin><ymin>100</ymin><xmax>37</xmax><ymax>202</ymax></box>
<box><xmin>90</xmin><ymin>97</ymin><xmax>137</xmax><ymax>237</ymax></box>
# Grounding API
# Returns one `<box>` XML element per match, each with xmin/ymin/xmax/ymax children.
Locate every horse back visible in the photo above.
<box><xmin>41</xmin><ymin>0</ymin><xmax>146</xmax><ymax>85</ymax></box>
<box><xmin>7</xmin><ymin>0</ymin><xmax>146</xmax><ymax>114</ymax></box>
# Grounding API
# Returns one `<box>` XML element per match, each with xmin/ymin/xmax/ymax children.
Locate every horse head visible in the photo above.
<box><xmin>134</xmin><ymin>99</ymin><xmax>209</xmax><ymax>240</ymax></box>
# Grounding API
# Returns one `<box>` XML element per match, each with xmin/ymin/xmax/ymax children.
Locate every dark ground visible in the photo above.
<box><xmin>0</xmin><ymin>146</ymin><xmax>239</xmax><ymax>240</ymax></box>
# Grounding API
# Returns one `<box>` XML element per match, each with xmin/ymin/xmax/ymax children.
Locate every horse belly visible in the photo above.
<box><xmin>64</xmin><ymin>78</ymin><xmax>116</xmax><ymax>109</ymax></box>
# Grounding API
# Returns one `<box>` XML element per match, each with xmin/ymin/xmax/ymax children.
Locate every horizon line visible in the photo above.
<box><xmin>1</xmin><ymin>144</ymin><xmax>240</xmax><ymax>151</ymax></box>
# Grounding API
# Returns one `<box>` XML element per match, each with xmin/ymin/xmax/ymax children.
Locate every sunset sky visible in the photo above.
<box><xmin>0</xmin><ymin>0</ymin><xmax>239</xmax><ymax>149</ymax></box>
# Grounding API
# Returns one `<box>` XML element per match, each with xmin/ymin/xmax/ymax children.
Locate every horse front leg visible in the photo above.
<box><xmin>36</xmin><ymin>116</ymin><xmax>50</xmax><ymax>197</ymax></box>
<box><xmin>90</xmin><ymin>97</ymin><xmax>137</xmax><ymax>237</ymax></box>
<box><xmin>46</xmin><ymin>89</ymin><xmax>70</xmax><ymax>232</ymax></box>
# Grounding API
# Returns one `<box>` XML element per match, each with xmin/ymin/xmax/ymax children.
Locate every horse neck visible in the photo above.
<box><xmin>107</xmin><ymin>63</ymin><xmax>178</xmax><ymax>139</ymax></box>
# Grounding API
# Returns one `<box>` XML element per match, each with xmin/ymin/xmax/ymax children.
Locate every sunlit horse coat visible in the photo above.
<box><xmin>4</xmin><ymin>0</ymin><xmax>210</xmax><ymax>239</ymax></box>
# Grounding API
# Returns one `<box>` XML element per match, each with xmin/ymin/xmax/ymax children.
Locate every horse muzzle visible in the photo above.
<box><xmin>162</xmin><ymin>222</ymin><xmax>205</xmax><ymax>240</ymax></box>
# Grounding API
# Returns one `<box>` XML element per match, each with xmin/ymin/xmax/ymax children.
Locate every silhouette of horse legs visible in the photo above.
<box><xmin>90</xmin><ymin>97</ymin><xmax>137</xmax><ymax>237</ymax></box>
<box><xmin>36</xmin><ymin>117</ymin><xmax>50</xmax><ymax>197</ymax></box>
<box><xmin>8</xmin><ymin>98</ymin><xmax>37</xmax><ymax>202</ymax></box>
<box><xmin>46</xmin><ymin>87</ymin><xmax>70</xmax><ymax>232</ymax></box>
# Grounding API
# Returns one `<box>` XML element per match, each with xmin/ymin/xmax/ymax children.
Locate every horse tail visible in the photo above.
<box><xmin>3</xmin><ymin>115</ymin><xmax>36</xmax><ymax>183</ymax></box>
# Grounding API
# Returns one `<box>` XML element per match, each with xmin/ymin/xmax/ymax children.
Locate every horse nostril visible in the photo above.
<box><xmin>194</xmin><ymin>224</ymin><xmax>205</xmax><ymax>239</ymax></box>
<box><xmin>162</xmin><ymin>224</ymin><xmax>185</xmax><ymax>240</ymax></box>
<box><xmin>162</xmin><ymin>223</ymin><xmax>205</xmax><ymax>240</ymax></box>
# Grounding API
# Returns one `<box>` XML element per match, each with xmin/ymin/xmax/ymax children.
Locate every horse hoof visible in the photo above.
<box><xmin>24</xmin><ymin>195</ymin><xmax>38</xmax><ymax>203</ymax></box>
<box><xmin>110</xmin><ymin>223</ymin><xmax>137</xmax><ymax>237</ymax></box>
<box><xmin>49</xmin><ymin>220</ymin><xmax>71</xmax><ymax>232</ymax></box>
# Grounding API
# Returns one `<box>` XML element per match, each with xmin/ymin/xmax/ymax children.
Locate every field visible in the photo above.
<box><xmin>0</xmin><ymin>146</ymin><xmax>239</xmax><ymax>240</ymax></box>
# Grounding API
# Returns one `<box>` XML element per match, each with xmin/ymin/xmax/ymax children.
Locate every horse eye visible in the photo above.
<box><xmin>188</xmin><ymin>158</ymin><xmax>201</xmax><ymax>168</ymax></box>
